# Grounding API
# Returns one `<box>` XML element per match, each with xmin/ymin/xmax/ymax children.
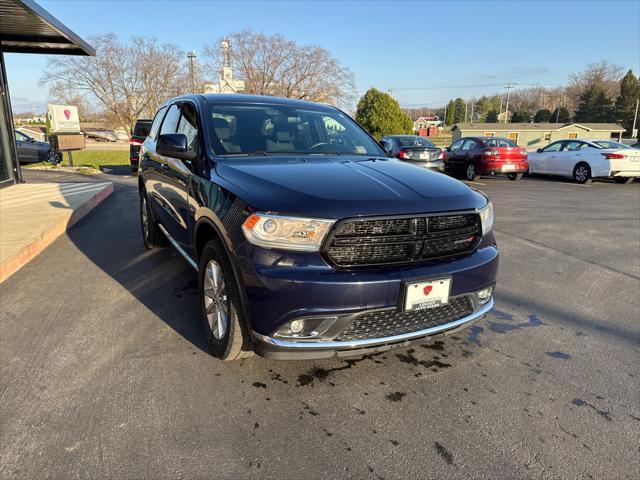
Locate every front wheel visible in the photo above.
<box><xmin>465</xmin><ymin>162</ymin><xmax>478</xmax><ymax>181</ymax></box>
<box><xmin>507</xmin><ymin>173</ymin><xmax>523</xmax><ymax>181</ymax></box>
<box><xmin>614</xmin><ymin>177</ymin><xmax>634</xmax><ymax>184</ymax></box>
<box><xmin>573</xmin><ymin>162</ymin><xmax>592</xmax><ymax>184</ymax></box>
<box><xmin>199</xmin><ymin>240</ymin><xmax>253</xmax><ymax>361</ymax></box>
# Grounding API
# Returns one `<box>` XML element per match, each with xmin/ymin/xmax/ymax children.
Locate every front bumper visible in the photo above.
<box><xmin>253</xmin><ymin>296</ymin><xmax>493</xmax><ymax>360</ymax></box>
<box><xmin>238</xmin><ymin>236</ymin><xmax>498</xmax><ymax>359</ymax></box>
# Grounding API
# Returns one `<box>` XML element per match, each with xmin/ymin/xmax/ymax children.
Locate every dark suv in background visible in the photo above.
<box><xmin>129</xmin><ymin>119</ymin><xmax>152</xmax><ymax>172</ymax></box>
<box><xmin>138</xmin><ymin>94</ymin><xmax>498</xmax><ymax>361</ymax></box>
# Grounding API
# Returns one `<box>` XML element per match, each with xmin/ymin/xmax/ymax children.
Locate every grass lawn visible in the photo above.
<box><xmin>25</xmin><ymin>150</ymin><xmax>129</xmax><ymax>170</ymax></box>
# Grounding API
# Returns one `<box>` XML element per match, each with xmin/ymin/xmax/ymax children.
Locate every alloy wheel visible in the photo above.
<box><xmin>466</xmin><ymin>164</ymin><xmax>476</xmax><ymax>180</ymax></box>
<box><xmin>575</xmin><ymin>165</ymin><xmax>589</xmax><ymax>183</ymax></box>
<box><xmin>203</xmin><ymin>260</ymin><xmax>229</xmax><ymax>340</ymax></box>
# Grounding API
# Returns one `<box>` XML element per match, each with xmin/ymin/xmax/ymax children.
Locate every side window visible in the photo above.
<box><xmin>148</xmin><ymin>106</ymin><xmax>167</xmax><ymax>140</ymax></box>
<box><xmin>563</xmin><ymin>141</ymin><xmax>584</xmax><ymax>152</ymax></box>
<box><xmin>542</xmin><ymin>141</ymin><xmax>563</xmax><ymax>152</ymax></box>
<box><xmin>461</xmin><ymin>139</ymin><xmax>477</xmax><ymax>151</ymax></box>
<box><xmin>177</xmin><ymin>103</ymin><xmax>199</xmax><ymax>152</ymax></box>
<box><xmin>450</xmin><ymin>139</ymin><xmax>464</xmax><ymax>151</ymax></box>
<box><xmin>159</xmin><ymin>104</ymin><xmax>180</xmax><ymax>135</ymax></box>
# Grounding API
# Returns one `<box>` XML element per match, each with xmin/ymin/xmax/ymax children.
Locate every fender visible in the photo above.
<box><xmin>193</xmin><ymin>210</ymin><xmax>255</xmax><ymax>332</ymax></box>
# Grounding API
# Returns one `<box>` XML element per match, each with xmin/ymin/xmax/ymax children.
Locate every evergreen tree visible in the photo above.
<box><xmin>534</xmin><ymin>109</ymin><xmax>552</xmax><ymax>123</ymax></box>
<box><xmin>574</xmin><ymin>83</ymin><xmax>614</xmax><ymax>122</ymax></box>
<box><xmin>453</xmin><ymin>98</ymin><xmax>466</xmax><ymax>124</ymax></box>
<box><xmin>485</xmin><ymin>110</ymin><xmax>498</xmax><ymax>123</ymax></box>
<box><xmin>355</xmin><ymin>88</ymin><xmax>413</xmax><ymax>139</ymax></box>
<box><xmin>615</xmin><ymin>69</ymin><xmax>639</xmax><ymax>134</ymax></box>
<box><xmin>444</xmin><ymin>100</ymin><xmax>455</xmax><ymax>126</ymax></box>
<box><xmin>550</xmin><ymin>106</ymin><xmax>570</xmax><ymax>123</ymax></box>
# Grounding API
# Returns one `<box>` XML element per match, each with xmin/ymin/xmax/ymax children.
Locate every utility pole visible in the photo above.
<box><xmin>187</xmin><ymin>51</ymin><xmax>197</xmax><ymax>93</ymax></box>
<box><xmin>471</xmin><ymin>102</ymin><xmax>474</xmax><ymax>124</ymax></box>
<box><xmin>504</xmin><ymin>82</ymin><xmax>514</xmax><ymax>123</ymax></box>
<box><xmin>464</xmin><ymin>101</ymin><xmax>468</xmax><ymax>123</ymax></box>
<box><xmin>631</xmin><ymin>98</ymin><xmax>639</xmax><ymax>138</ymax></box>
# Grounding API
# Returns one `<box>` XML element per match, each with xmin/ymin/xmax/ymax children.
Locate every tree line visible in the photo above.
<box><xmin>439</xmin><ymin>62</ymin><xmax>639</xmax><ymax>137</ymax></box>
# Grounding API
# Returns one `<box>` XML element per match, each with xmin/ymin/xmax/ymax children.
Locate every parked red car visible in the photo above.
<box><xmin>444</xmin><ymin>136</ymin><xmax>528</xmax><ymax>181</ymax></box>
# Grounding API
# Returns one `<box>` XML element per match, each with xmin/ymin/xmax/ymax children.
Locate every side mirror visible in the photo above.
<box><xmin>157</xmin><ymin>133</ymin><xmax>196</xmax><ymax>161</ymax></box>
<box><xmin>380</xmin><ymin>139</ymin><xmax>393</xmax><ymax>155</ymax></box>
<box><xmin>536</xmin><ymin>148</ymin><xmax>542</xmax><ymax>153</ymax></box>
<box><xmin>445</xmin><ymin>146</ymin><xmax>451</xmax><ymax>152</ymax></box>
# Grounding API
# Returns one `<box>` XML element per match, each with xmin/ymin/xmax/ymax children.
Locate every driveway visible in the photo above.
<box><xmin>1</xmin><ymin>171</ymin><xmax>638</xmax><ymax>479</ymax></box>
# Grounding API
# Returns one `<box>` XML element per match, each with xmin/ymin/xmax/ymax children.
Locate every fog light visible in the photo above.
<box><xmin>290</xmin><ymin>319</ymin><xmax>304</xmax><ymax>334</ymax></box>
<box><xmin>477</xmin><ymin>287</ymin><xmax>493</xmax><ymax>305</ymax></box>
<box><xmin>274</xmin><ymin>316</ymin><xmax>338</xmax><ymax>339</ymax></box>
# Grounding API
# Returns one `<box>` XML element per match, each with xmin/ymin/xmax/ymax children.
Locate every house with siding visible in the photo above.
<box><xmin>451</xmin><ymin>123</ymin><xmax>625</xmax><ymax>149</ymax></box>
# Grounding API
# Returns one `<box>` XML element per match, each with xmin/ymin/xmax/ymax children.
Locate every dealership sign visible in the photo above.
<box><xmin>48</xmin><ymin>104</ymin><xmax>80</xmax><ymax>134</ymax></box>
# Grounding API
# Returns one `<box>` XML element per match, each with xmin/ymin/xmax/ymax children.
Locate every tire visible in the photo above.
<box><xmin>47</xmin><ymin>150</ymin><xmax>62</xmax><ymax>165</ymax></box>
<box><xmin>465</xmin><ymin>162</ymin><xmax>478</xmax><ymax>181</ymax></box>
<box><xmin>131</xmin><ymin>166</ymin><xmax>139</xmax><ymax>174</ymax></box>
<box><xmin>614</xmin><ymin>177</ymin><xmax>634</xmax><ymax>184</ymax></box>
<box><xmin>139</xmin><ymin>189</ymin><xmax>167</xmax><ymax>249</ymax></box>
<box><xmin>573</xmin><ymin>162</ymin><xmax>592</xmax><ymax>184</ymax></box>
<box><xmin>507</xmin><ymin>173</ymin><xmax>523</xmax><ymax>181</ymax></box>
<box><xmin>199</xmin><ymin>240</ymin><xmax>253</xmax><ymax>360</ymax></box>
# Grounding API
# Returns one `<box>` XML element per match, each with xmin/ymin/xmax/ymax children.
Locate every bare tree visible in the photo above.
<box><xmin>41</xmin><ymin>34</ymin><xmax>189</xmax><ymax>132</ymax></box>
<box><xmin>203</xmin><ymin>29</ymin><xmax>357</xmax><ymax>108</ymax></box>
<box><xmin>567</xmin><ymin>60</ymin><xmax>624</xmax><ymax>106</ymax></box>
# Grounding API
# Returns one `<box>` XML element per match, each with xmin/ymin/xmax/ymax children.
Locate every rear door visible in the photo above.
<box><xmin>555</xmin><ymin>140</ymin><xmax>586</xmax><ymax>176</ymax></box>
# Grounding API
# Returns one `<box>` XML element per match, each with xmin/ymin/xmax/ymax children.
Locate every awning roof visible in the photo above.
<box><xmin>0</xmin><ymin>0</ymin><xmax>94</xmax><ymax>56</ymax></box>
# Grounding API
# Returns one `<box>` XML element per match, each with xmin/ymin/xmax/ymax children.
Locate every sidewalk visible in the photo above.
<box><xmin>0</xmin><ymin>182</ymin><xmax>113</xmax><ymax>282</ymax></box>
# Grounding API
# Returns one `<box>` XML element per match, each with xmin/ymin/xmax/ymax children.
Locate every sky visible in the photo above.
<box><xmin>5</xmin><ymin>0</ymin><xmax>640</xmax><ymax>113</ymax></box>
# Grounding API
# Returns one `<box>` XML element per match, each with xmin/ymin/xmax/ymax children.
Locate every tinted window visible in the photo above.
<box><xmin>542</xmin><ymin>141</ymin><xmax>563</xmax><ymax>152</ymax></box>
<box><xmin>148</xmin><ymin>107</ymin><xmax>167</xmax><ymax>140</ymax></box>
<box><xmin>177</xmin><ymin>103</ymin><xmax>199</xmax><ymax>152</ymax></box>
<box><xmin>133</xmin><ymin>120</ymin><xmax>152</xmax><ymax>137</ymax></box>
<box><xmin>207</xmin><ymin>103</ymin><xmax>384</xmax><ymax>156</ymax></box>
<box><xmin>160</xmin><ymin>104</ymin><xmax>180</xmax><ymax>136</ymax></box>
<box><xmin>593</xmin><ymin>140</ymin><xmax>630</xmax><ymax>149</ymax></box>
<box><xmin>461</xmin><ymin>139</ymin><xmax>477</xmax><ymax>150</ymax></box>
<box><xmin>393</xmin><ymin>136</ymin><xmax>436</xmax><ymax>148</ymax></box>
<box><xmin>449</xmin><ymin>139</ymin><xmax>464</xmax><ymax>151</ymax></box>
<box><xmin>563</xmin><ymin>141</ymin><xmax>587</xmax><ymax>151</ymax></box>
<box><xmin>483</xmin><ymin>138</ymin><xmax>516</xmax><ymax>148</ymax></box>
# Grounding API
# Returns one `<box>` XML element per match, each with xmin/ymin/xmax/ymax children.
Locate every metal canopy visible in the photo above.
<box><xmin>0</xmin><ymin>0</ymin><xmax>94</xmax><ymax>56</ymax></box>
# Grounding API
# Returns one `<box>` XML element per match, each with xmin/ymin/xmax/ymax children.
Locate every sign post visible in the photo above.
<box><xmin>47</xmin><ymin>104</ymin><xmax>85</xmax><ymax>166</ymax></box>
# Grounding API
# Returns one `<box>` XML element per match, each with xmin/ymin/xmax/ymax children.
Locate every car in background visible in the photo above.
<box><xmin>444</xmin><ymin>136</ymin><xmax>528</xmax><ymax>181</ymax></box>
<box><xmin>527</xmin><ymin>139</ymin><xmax>640</xmax><ymax>184</ymax></box>
<box><xmin>14</xmin><ymin>130</ymin><xmax>54</xmax><ymax>163</ymax></box>
<box><xmin>83</xmin><ymin>129</ymin><xmax>117</xmax><ymax>142</ymax></box>
<box><xmin>129</xmin><ymin>119</ymin><xmax>152</xmax><ymax>172</ymax></box>
<box><xmin>631</xmin><ymin>141</ymin><xmax>640</xmax><ymax>149</ymax></box>
<box><xmin>380</xmin><ymin>135</ymin><xmax>444</xmax><ymax>171</ymax></box>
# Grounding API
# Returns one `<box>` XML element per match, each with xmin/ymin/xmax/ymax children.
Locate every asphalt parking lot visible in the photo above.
<box><xmin>1</xmin><ymin>170</ymin><xmax>638</xmax><ymax>479</ymax></box>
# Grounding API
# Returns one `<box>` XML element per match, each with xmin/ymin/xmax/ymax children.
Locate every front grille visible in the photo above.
<box><xmin>326</xmin><ymin>213</ymin><xmax>481</xmax><ymax>267</ymax></box>
<box><xmin>335</xmin><ymin>296</ymin><xmax>473</xmax><ymax>342</ymax></box>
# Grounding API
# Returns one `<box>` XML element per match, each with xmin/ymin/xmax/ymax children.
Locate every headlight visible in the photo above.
<box><xmin>242</xmin><ymin>213</ymin><xmax>336</xmax><ymax>251</ymax></box>
<box><xmin>479</xmin><ymin>202</ymin><xmax>493</xmax><ymax>235</ymax></box>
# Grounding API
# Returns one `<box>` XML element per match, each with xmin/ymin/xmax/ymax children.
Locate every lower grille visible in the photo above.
<box><xmin>335</xmin><ymin>297</ymin><xmax>473</xmax><ymax>342</ymax></box>
<box><xmin>326</xmin><ymin>213</ymin><xmax>481</xmax><ymax>267</ymax></box>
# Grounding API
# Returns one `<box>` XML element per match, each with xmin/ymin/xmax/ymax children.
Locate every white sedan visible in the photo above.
<box><xmin>527</xmin><ymin>139</ymin><xmax>640</xmax><ymax>184</ymax></box>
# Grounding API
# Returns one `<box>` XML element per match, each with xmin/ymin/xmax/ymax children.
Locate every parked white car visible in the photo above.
<box><xmin>527</xmin><ymin>139</ymin><xmax>639</xmax><ymax>184</ymax></box>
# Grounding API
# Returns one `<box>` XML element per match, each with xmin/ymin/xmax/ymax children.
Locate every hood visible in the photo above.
<box><xmin>215</xmin><ymin>156</ymin><xmax>487</xmax><ymax>219</ymax></box>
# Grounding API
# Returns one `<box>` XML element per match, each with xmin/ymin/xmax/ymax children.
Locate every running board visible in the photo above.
<box><xmin>157</xmin><ymin>224</ymin><xmax>198</xmax><ymax>271</ymax></box>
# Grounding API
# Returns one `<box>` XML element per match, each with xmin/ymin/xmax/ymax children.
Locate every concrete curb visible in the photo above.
<box><xmin>0</xmin><ymin>183</ymin><xmax>114</xmax><ymax>283</ymax></box>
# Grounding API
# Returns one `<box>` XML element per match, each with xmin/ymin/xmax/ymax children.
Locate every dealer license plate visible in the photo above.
<box><xmin>404</xmin><ymin>278</ymin><xmax>451</xmax><ymax>311</ymax></box>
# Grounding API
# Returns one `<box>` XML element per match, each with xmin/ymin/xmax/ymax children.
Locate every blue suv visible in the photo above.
<box><xmin>138</xmin><ymin>94</ymin><xmax>498</xmax><ymax>360</ymax></box>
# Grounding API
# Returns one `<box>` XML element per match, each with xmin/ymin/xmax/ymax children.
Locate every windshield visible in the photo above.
<box><xmin>483</xmin><ymin>138</ymin><xmax>516</xmax><ymax>147</ymax></box>
<box><xmin>207</xmin><ymin>103</ymin><xmax>384</xmax><ymax>156</ymax></box>
<box><xmin>593</xmin><ymin>140</ymin><xmax>630</xmax><ymax>149</ymax></box>
<box><xmin>394</xmin><ymin>136</ymin><xmax>435</xmax><ymax>148</ymax></box>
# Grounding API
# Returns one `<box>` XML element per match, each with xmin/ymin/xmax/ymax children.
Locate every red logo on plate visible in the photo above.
<box><xmin>423</xmin><ymin>286</ymin><xmax>433</xmax><ymax>296</ymax></box>
<box><xmin>63</xmin><ymin>109</ymin><xmax>71</xmax><ymax>120</ymax></box>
